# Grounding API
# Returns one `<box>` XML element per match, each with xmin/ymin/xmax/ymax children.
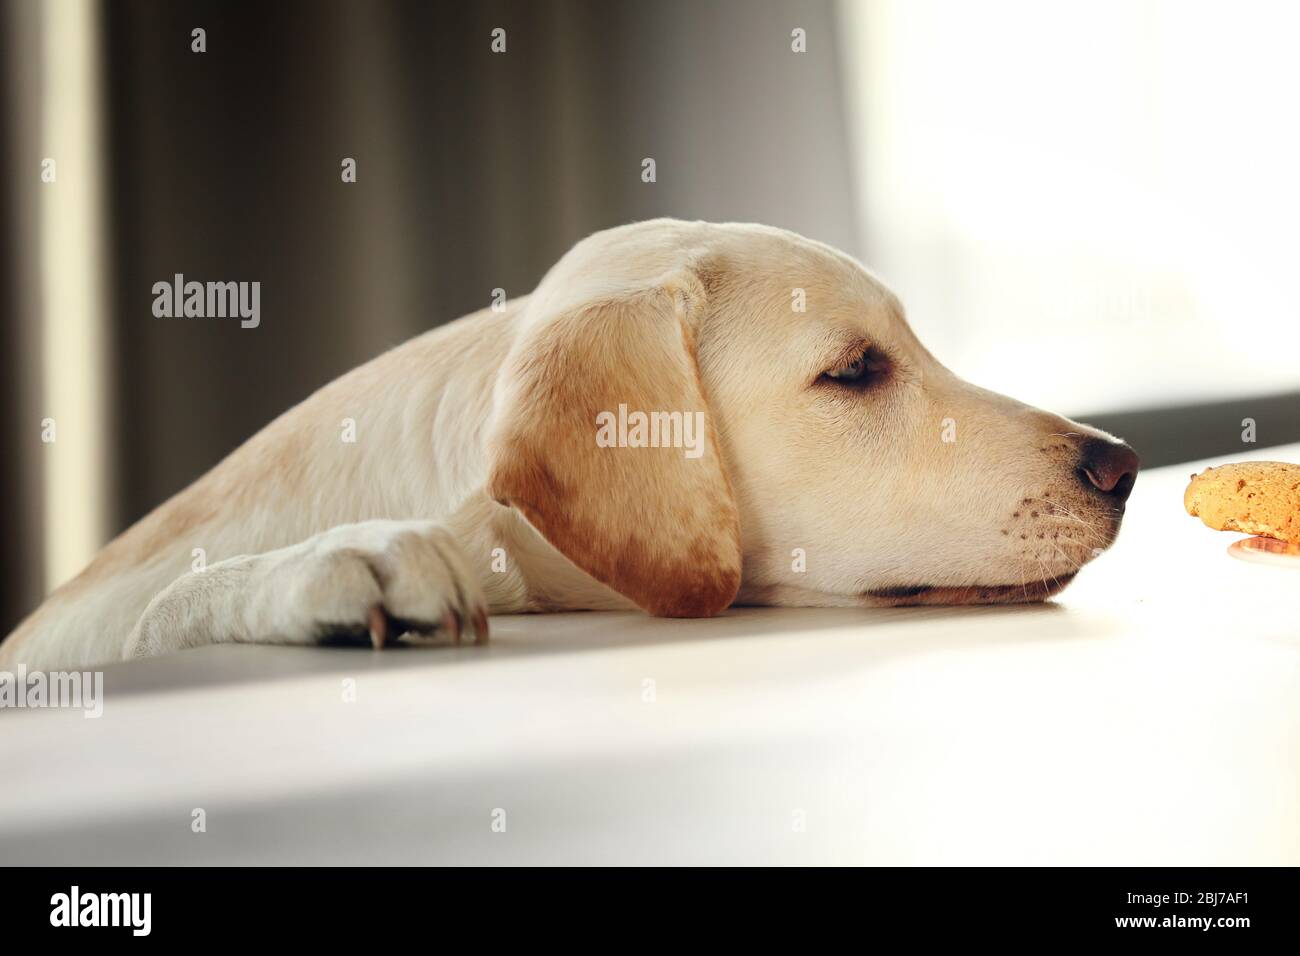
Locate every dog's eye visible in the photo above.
<box><xmin>822</xmin><ymin>347</ymin><xmax>889</xmax><ymax>388</ymax></box>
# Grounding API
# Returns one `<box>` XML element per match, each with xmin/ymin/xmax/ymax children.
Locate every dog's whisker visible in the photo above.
<box><xmin>1048</xmin><ymin>540</ymin><xmax>1083</xmax><ymax>573</ymax></box>
<box><xmin>1040</xmin><ymin>552</ymin><xmax>1065</xmax><ymax>590</ymax></box>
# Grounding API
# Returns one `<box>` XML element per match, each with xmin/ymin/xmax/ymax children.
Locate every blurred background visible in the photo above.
<box><xmin>2</xmin><ymin>0</ymin><xmax>1298</xmax><ymax>636</ymax></box>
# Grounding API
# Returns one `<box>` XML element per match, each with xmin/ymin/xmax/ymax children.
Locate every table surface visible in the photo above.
<box><xmin>2</xmin><ymin>444</ymin><xmax>1298</xmax><ymax>865</ymax></box>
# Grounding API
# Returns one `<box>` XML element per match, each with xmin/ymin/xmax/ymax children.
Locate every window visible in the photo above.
<box><xmin>838</xmin><ymin>0</ymin><xmax>1300</xmax><ymax>413</ymax></box>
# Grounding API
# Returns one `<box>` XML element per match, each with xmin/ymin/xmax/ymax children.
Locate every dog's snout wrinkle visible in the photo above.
<box><xmin>1077</xmin><ymin>438</ymin><xmax>1140</xmax><ymax>503</ymax></box>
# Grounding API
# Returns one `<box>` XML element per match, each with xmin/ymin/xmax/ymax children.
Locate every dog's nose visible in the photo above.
<box><xmin>1077</xmin><ymin>437</ymin><xmax>1140</xmax><ymax>502</ymax></box>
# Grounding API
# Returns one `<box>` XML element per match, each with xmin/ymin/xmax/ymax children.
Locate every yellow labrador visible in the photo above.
<box><xmin>1</xmin><ymin>220</ymin><xmax>1138</xmax><ymax>670</ymax></box>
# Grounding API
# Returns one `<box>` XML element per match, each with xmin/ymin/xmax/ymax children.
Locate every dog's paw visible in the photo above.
<box><xmin>125</xmin><ymin>520</ymin><xmax>488</xmax><ymax>660</ymax></box>
<box><xmin>273</xmin><ymin>520</ymin><xmax>489</xmax><ymax>648</ymax></box>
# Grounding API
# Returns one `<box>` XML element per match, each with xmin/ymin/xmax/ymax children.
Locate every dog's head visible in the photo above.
<box><xmin>487</xmin><ymin>219</ymin><xmax>1137</xmax><ymax>615</ymax></box>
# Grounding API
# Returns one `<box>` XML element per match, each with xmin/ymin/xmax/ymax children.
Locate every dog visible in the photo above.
<box><xmin>1</xmin><ymin>219</ymin><xmax>1139</xmax><ymax>671</ymax></box>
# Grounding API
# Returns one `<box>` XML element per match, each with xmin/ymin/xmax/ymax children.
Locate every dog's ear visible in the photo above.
<box><xmin>486</xmin><ymin>269</ymin><xmax>741</xmax><ymax>617</ymax></box>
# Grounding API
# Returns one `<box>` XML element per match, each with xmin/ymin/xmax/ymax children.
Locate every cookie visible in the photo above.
<box><xmin>1184</xmin><ymin>461</ymin><xmax>1300</xmax><ymax>542</ymax></box>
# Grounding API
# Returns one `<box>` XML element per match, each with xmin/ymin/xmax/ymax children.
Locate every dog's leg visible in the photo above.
<box><xmin>123</xmin><ymin>519</ymin><xmax>488</xmax><ymax>659</ymax></box>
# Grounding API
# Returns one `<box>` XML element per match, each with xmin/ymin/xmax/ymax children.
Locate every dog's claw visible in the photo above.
<box><xmin>472</xmin><ymin>607</ymin><xmax>489</xmax><ymax>645</ymax></box>
<box><xmin>367</xmin><ymin>604</ymin><xmax>388</xmax><ymax>650</ymax></box>
<box><xmin>442</xmin><ymin>610</ymin><xmax>461</xmax><ymax>645</ymax></box>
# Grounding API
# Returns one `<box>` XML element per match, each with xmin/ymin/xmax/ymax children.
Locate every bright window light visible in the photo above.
<box><xmin>837</xmin><ymin>0</ymin><xmax>1300</xmax><ymax>413</ymax></box>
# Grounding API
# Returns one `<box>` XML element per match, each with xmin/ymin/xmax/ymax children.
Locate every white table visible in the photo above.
<box><xmin>2</xmin><ymin>444</ymin><xmax>1298</xmax><ymax>865</ymax></box>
